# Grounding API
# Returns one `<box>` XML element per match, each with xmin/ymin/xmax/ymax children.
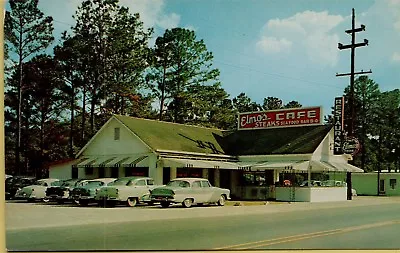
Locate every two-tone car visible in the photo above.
<box><xmin>150</xmin><ymin>178</ymin><xmax>231</xmax><ymax>208</ymax></box>
<box><xmin>45</xmin><ymin>178</ymin><xmax>88</xmax><ymax>204</ymax></box>
<box><xmin>5</xmin><ymin>176</ymin><xmax>37</xmax><ymax>200</ymax></box>
<box><xmin>95</xmin><ymin>176</ymin><xmax>160</xmax><ymax>207</ymax></box>
<box><xmin>70</xmin><ymin>178</ymin><xmax>116</xmax><ymax>206</ymax></box>
<box><xmin>14</xmin><ymin>178</ymin><xmax>61</xmax><ymax>202</ymax></box>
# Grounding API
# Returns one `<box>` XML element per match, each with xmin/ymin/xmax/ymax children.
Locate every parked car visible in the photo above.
<box><xmin>95</xmin><ymin>176</ymin><xmax>160</xmax><ymax>207</ymax></box>
<box><xmin>70</xmin><ymin>178</ymin><xmax>116</xmax><ymax>206</ymax></box>
<box><xmin>150</xmin><ymin>178</ymin><xmax>231</xmax><ymax>208</ymax></box>
<box><xmin>321</xmin><ymin>180</ymin><xmax>357</xmax><ymax>196</ymax></box>
<box><xmin>14</xmin><ymin>178</ymin><xmax>61</xmax><ymax>202</ymax></box>
<box><xmin>300</xmin><ymin>180</ymin><xmax>322</xmax><ymax>187</ymax></box>
<box><xmin>5</xmin><ymin>176</ymin><xmax>37</xmax><ymax>200</ymax></box>
<box><xmin>45</xmin><ymin>178</ymin><xmax>88</xmax><ymax>203</ymax></box>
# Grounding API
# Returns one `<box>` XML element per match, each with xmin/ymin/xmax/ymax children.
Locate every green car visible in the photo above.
<box><xmin>70</xmin><ymin>178</ymin><xmax>117</xmax><ymax>206</ymax></box>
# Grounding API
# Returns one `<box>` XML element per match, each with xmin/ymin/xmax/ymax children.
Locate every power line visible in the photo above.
<box><xmin>214</xmin><ymin>60</ymin><xmax>343</xmax><ymax>90</ymax></box>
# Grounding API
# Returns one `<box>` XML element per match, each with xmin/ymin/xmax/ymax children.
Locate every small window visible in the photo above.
<box><xmin>192</xmin><ymin>181</ymin><xmax>201</xmax><ymax>188</ymax></box>
<box><xmin>201</xmin><ymin>181</ymin><xmax>211</xmax><ymax>187</ymax></box>
<box><xmin>147</xmin><ymin>179</ymin><xmax>154</xmax><ymax>185</ymax></box>
<box><xmin>390</xmin><ymin>179</ymin><xmax>396</xmax><ymax>189</ymax></box>
<box><xmin>114</xmin><ymin>127</ymin><xmax>120</xmax><ymax>140</ymax></box>
<box><xmin>135</xmin><ymin>180</ymin><xmax>146</xmax><ymax>186</ymax></box>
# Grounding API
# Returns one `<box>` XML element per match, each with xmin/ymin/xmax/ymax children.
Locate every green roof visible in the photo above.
<box><xmin>114</xmin><ymin>115</ymin><xmax>226</xmax><ymax>155</ymax></box>
<box><xmin>220</xmin><ymin>125</ymin><xmax>332</xmax><ymax>156</ymax></box>
<box><xmin>114</xmin><ymin>115</ymin><xmax>331</xmax><ymax>156</ymax></box>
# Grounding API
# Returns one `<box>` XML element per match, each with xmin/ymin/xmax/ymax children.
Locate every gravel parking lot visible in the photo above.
<box><xmin>6</xmin><ymin>196</ymin><xmax>400</xmax><ymax>231</ymax></box>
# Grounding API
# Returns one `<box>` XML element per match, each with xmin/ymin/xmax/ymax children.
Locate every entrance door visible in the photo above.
<box><xmin>71</xmin><ymin>166</ymin><xmax>78</xmax><ymax>179</ymax></box>
<box><xmin>219</xmin><ymin>170</ymin><xmax>231</xmax><ymax>189</ymax></box>
<box><xmin>379</xmin><ymin>179</ymin><xmax>386</xmax><ymax>194</ymax></box>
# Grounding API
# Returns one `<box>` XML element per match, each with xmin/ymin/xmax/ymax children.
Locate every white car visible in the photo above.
<box><xmin>15</xmin><ymin>178</ymin><xmax>62</xmax><ymax>202</ymax></box>
<box><xmin>95</xmin><ymin>176</ymin><xmax>161</xmax><ymax>207</ymax></box>
<box><xmin>150</xmin><ymin>178</ymin><xmax>231</xmax><ymax>208</ymax></box>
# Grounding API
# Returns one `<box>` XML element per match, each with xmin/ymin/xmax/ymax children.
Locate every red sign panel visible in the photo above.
<box><xmin>238</xmin><ymin>107</ymin><xmax>322</xmax><ymax>130</ymax></box>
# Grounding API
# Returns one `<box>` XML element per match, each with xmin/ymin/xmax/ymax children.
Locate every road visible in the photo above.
<box><xmin>6</xmin><ymin>197</ymin><xmax>400</xmax><ymax>251</ymax></box>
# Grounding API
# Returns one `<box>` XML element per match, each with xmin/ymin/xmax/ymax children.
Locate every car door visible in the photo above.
<box><xmin>191</xmin><ymin>181</ymin><xmax>204</xmax><ymax>203</ymax></box>
<box><xmin>133</xmin><ymin>179</ymin><xmax>148</xmax><ymax>197</ymax></box>
<box><xmin>200</xmin><ymin>180</ymin><xmax>215</xmax><ymax>202</ymax></box>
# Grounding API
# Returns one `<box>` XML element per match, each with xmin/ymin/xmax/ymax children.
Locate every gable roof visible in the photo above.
<box><xmin>220</xmin><ymin>125</ymin><xmax>332</xmax><ymax>156</ymax></box>
<box><xmin>114</xmin><ymin>115</ymin><xmax>226</xmax><ymax>155</ymax></box>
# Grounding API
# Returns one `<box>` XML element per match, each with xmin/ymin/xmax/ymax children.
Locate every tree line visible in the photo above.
<box><xmin>4</xmin><ymin>0</ymin><xmax>400</xmax><ymax>177</ymax></box>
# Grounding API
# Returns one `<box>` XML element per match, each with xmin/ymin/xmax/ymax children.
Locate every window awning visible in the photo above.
<box><xmin>310</xmin><ymin>161</ymin><xmax>364</xmax><ymax>173</ymax></box>
<box><xmin>162</xmin><ymin>158</ymin><xmax>239</xmax><ymax>169</ymax></box>
<box><xmin>121</xmin><ymin>155</ymin><xmax>148</xmax><ymax>167</ymax></box>
<box><xmin>76</xmin><ymin>155</ymin><xmax>149</xmax><ymax>168</ymax></box>
<box><xmin>238</xmin><ymin>161</ymin><xmax>310</xmax><ymax>172</ymax></box>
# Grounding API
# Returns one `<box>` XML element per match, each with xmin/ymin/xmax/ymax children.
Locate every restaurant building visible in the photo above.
<box><xmin>49</xmin><ymin>109</ymin><xmax>363</xmax><ymax>202</ymax></box>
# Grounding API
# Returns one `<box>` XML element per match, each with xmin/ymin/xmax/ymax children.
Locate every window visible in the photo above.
<box><xmin>192</xmin><ymin>181</ymin><xmax>201</xmax><ymax>188</ymax></box>
<box><xmin>147</xmin><ymin>179</ymin><xmax>154</xmax><ymax>185</ymax></box>
<box><xmin>135</xmin><ymin>180</ymin><xmax>146</xmax><ymax>186</ymax></box>
<box><xmin>390</xmin><ymin>179</ymin><xmax>397</xmax><ymax>190</ymax></box>
<box><xmin>114</xmin><ymin>127</ymin><xmax>120</xmax><ymax>140</ymax></box>
<box><xmin>201</xmin><ymin>181</ymin><xmax>211</xmax><ymax>187</ymax></box>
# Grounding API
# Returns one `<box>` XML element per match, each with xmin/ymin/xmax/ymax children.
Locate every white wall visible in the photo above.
<box><xmin>82</xmin><ymin>118</ymin><xmax>151</xmax><ymax>156</ymax></box>
<box><xmin>49</xmin><ymin>160</ymin><xmax>76</xmax><ymax>179</ymax></box>
<box><xmin>276</xmin><ymin>187</ymin><xmax>347</xmax><ymax>202</ymax></box>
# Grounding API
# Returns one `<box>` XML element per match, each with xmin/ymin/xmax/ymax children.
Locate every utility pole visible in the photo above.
<box><xmin>336</xmin><ymin>8</ymin><xmax>372</xmax><ymax>137</ymax></box>
<box><xmin>336</xmin><ymin>8</ymin><xmax>371</xmax><ymax>201</ymax></box>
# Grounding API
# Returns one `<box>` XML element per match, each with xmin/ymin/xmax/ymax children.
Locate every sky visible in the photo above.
<box><xmin>31</xmin><ymin>0</ymin><xmax>400</xmax><ymax>115</ymax></box>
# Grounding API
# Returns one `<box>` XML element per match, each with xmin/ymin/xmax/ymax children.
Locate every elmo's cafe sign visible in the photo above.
<box><xmin>238</xmin><ymin>107</ymin><xmax>323</xmax><ymax>130</ymax></box>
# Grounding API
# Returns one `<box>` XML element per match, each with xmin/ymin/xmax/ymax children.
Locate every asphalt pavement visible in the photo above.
<box><xmin>6</xmin><ymin>196</ymin><xmax>400</xmax><ymax>251</ymax></box>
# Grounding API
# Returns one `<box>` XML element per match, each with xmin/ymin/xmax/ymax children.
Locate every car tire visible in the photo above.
<box><xmin>57</xmin><ymin>199</ymin><xmax>64</xmax><ymax>204</ymax></box>
<box><xmin>160</xmin><ymin>202</ymin><xmax>170</xmax><ymax>208</ymax></box>
<box><xmin>79</xmin><ymin>199</ymin><xmax>89</xmax><ymax>206</ymax></box>
<box><xmin>127</xmin><ymin>197</ymin><xmax>137</xmax><ymax>207</ymax></box>
<box><xmin>27</xmin><ymin>198</ymin><xmax>35</xmax><ymax>203</ymax></box>
<box><xmin>97</xmin><ymin>200</ymin><xmax>105</xmax><ymax>207</ymax></box>
<box><xmin>147</xmin><ymin>201</ymin><xmax>154</xmax><ymax>206</ymax></box>
<box><xmin>182</xmin><ymin>198</ymin><xmax>193</xmax><ymax>208</ymax></box>
<box><xmin>217</xmin><ymin>195</ymin><xmax>226</xmax><ymax>206</ymax></box>
<box><xmin>73</xmin><ymin>199</ymin><xmax>80</xmax><ymax>205</ymax></box>
<box><xmin>42</xmin><ymin>198</ymin><xmax>50</xmax><ymax>203</ymax></box>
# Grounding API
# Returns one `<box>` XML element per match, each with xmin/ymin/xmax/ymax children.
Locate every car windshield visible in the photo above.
<box><xmin>61</xmin><ymin>180</ymin><xmax>78</xmax><ymax>187</ymax></box>
<box><xmin>35</xmin><ymin>180</ymin><xmax>48</xmax><ymax>186</ymax></box>
<box><xmin>109</xmin><ymin>178</ymin><xmax>131</xmax><ymax>186</ymax></box>
<box><xmin>86</xmin><ymin>181</ymin><xmax>104</xmax><ymax>187</ymax></box>
<box><xmin>167</xmin><ymin>180</ymin><xmax>190</xmax><ymax>188</ymax></box>
<box><xmin>51</xmin><ymin>181</ymin><xmax>62</xmax><ymax>186</ymax></box>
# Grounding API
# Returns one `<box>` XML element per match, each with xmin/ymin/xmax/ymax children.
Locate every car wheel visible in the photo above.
<box><xmin>73</xmin><ymin>199</ymin><xmax>80</xmax><ymax>205</ymax></box>
<box><xmin>42</xmin><ymin>198</ymin><xmax>50</xmax><ymax>203</ymax></box>
<box><xmin>27</xmin><ymin>198</ymin><xmax>35</xmax><ymax>203</ymax></box>
<box><xmin>57</xmin><ymin>199</ymin><xmax>64</xmax><ymax>204</ymax></box>
<box><xmin>97</xmin><ymin>200</ymin><xmax>105</xmax><ymax>207</ymax></box>
<box><xmin>160</xmin><ymin>202</ymin><xmax>170</xmax><ymax>208</ymax></box>
<box><xmin>182</xmin><ymin>198</ymin><xmax>193</xmax><ymax>208</ymax></box>
<box><xmin>127</xmin><ymin>197</ymin><xmax>137</xmax><ymax>207</ymax></box>
<box><xmin>217</xmin><ymin>195</ymin><xmax>226</xmax><ymax>206</ymax></box>
<box><xmin>146</xmin><ymin>201</ymin><xmax>154</xmax><ymax>206</ymax></box>
<box><xmin>79</xmin><ymin>199</ymin><xmax>89</xmax><ymax>206</ymax></box>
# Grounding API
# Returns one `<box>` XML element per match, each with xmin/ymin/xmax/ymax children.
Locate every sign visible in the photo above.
<box><xmin>333</xmin><ymin>97</ymin><xmax>344</xmax><ymax>154</ymax></box>
<box><xmin>238</xmin><ymin>107</ymin><xmax>322</xmax><ymax>130</ymax></box>
<box><xmin>342</xmin><ymin>137</ymin><xmax>361</xmax><ymax>156</ymax></box>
